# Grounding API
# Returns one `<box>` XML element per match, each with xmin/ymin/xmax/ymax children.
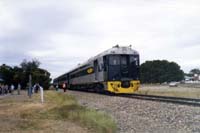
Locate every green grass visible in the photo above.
<box><xmin>21</xmin><ymin>91</ymin><xmax>117</xmax><ymax>133</ymax></box>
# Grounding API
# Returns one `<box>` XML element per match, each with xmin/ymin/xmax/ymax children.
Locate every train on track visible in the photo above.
<box><xmin>53</xmin><ymin>45</ymin><xmax>140</xmax><ymax>94</ymax></box>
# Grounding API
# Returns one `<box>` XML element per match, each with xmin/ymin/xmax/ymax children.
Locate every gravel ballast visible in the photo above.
<box><xmin>67</xmin><ymin>90</ymin><xmax>200</xmax><ymax>133</ymax></box>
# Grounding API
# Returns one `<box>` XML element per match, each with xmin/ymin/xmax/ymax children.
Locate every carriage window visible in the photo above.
<box><xmin>109</xmin><ymin>56</ymin><xmax>120</xmax><ymax>65</ymax></box>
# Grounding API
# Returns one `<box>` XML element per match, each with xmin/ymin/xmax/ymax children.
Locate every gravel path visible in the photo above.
<box><xmin>67</xmin><ymin>90</ymin><xmax>200</xmax><ymax>133</ymax></box>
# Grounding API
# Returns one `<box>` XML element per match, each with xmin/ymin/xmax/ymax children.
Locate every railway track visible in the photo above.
<box><xmin>68</xmin><ymin>89</ymin><xmax>200</xmax><ymax>106</ymax></box>
<box><xmin>120</xmin><ymin>94</ymin><xmax>200</xmax><ymax>107</ymax></box>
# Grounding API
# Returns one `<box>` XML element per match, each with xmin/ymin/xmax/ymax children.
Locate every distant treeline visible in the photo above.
<box><xmin>140</xmin><ymin>60</ymin><xmax>184</xmax><ymax>83</ymax></box>
<box><xmin>0</xmin><ymin>59</ymin><xmax>51</xmax><ymax>89</ymax></box>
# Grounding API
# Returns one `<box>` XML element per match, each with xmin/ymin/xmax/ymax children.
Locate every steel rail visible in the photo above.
<box><xmin>68</xmin><ymin>90</ymin><xmax>200</xmax><ymax>107</ymax></box>
<box><xmin>120</xmin><ymin>94</ymin><xmax>200</xmax><ymax>107</ymax></box>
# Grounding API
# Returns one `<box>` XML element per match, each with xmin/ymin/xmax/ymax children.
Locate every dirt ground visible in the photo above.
<box><xmin>0</xmin><ymin>92</ymin><xmax>90</xmax><ymax>133</ymax></box>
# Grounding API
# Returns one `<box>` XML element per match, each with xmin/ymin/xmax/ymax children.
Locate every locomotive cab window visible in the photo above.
<box><xmin>109</xmin><ymin>55</ymin><xmax>120</xmax><ymax>65</ymax></box>
<box><xmin>121</xmin><ymin>55</ymin><xmax>128</xmax><ymax>65</ymax></box>
<box><xmin>108</xmin><ymin>55</ymin><xmax>121</xmax><ymax>81</ymax></box>
<box><xmin>130</xmin><ymin>55</ymin><xmax>139</xmax><ymax>66</ymax></box>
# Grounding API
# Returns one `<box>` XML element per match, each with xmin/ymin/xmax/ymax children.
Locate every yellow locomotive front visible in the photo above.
<box><xmin>107</xmin><ymin>80</ymin><xmax>140</xmax><ymax>94</ymax></box>
<box><xmin>104</xmin><ymin>54</ymin><xmax>140</xmax><ymax>94</ymax></box>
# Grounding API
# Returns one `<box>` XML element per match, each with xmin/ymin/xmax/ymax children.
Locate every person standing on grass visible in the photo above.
<box><xmin>17</xmin><ymin>83</ymin><xmax>21</xmax><ymax>95</ymax></box>
<box><xmin>0</xmin><ymin>84</ymin><xmax>2</xmax><ymax>95</ymax></box>
<box><xmin>56</xmin><ymin>84</ymin><xmax>59</xmax><ymax>91</ymax></box>
<box><xmin>5</xmin><ymin>84</ymin><xmax>8</xmax><ymax>94</ymax></box>
<box><xmin>2</xmin><ymin>84</ymin><xmax>5</xmax><ymax>95</ymax></box>
<box><xmin>63</xmin><ymin>83</ymin><xmax>66</xmax><ymax>92</ymax></box>
<box><xmin>10</xmin><ymin>84</ymin><xmax>15</xmax><ymax>95</ymax></box>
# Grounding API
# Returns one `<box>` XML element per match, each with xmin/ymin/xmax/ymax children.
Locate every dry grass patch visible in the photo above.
<box><xmin>136</xmin><ymin>85</ymin><xmax>200</xmax><ymax>99</ymax></box>
<box><xmin>0</xmin><ymin>91</ymin><xmax>116</xmax><ymax>133</ymax></box>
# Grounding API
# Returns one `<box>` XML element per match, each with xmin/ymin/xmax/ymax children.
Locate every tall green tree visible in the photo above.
<box><xmin>140</xmin><ymin>60</ymin><xmax>184</xmax><ymax>83</ymax></box>
<box><xmin>0</xmin><ymin>59</ymin><xmax>51</xmax><ymax>89</ymax></box>
<box><xmin>12</xmin><ymin>66</ymin><xmax>24</xmax><ymax>85</ymax></box>
<box><xmin>0</xmin><ymin>64</ymin><xmax>14</xmax><ymax>85</ymax></box>
<box><xmin>19</xmin><ymin>59</ymin><xmax>51</xmax><ymax>89</ymax></box>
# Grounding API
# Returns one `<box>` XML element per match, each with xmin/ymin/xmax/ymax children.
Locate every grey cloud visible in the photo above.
<box><xmin>0</xmin><ymin>1</ymin><xmax>81</xmax><ymax>65</ymax></box>
<box><xmin>20</xmin><ymin>7</ymin><xmax>76</xmax><ymax>33</ymax></box>
<box><xmin>1</xmin><ymin>0</ymin><xmax>200</xmax><ymax>78</ymax></box>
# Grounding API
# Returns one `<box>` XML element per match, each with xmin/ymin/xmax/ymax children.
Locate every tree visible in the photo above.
<box><xmin>0</xmin><ymin>59</ymin><xmax>51</xmax><ymax>89</ymax></box>
<box><xmin>19</xmin><ymin>59</ymin><xmax>51</xmax><ymax>89</ymax></box>
<box><xmin>189</xmin><ymin>68</ymin><xmax>200</xmax><ymax>75</ymax></box>
<box><xmin>140</xmin><ymin>60</ymin><xmax>184</xmax><ymax>83</ymax></box>
<box><xmin>31</xmin><ymin>68</ymin><xmax>51</xmax><ymax>89</ymax></box>
<box><xmin>0</xmin><ymin>64</ymin><xmax>14</xmax><ymax>85</ymax></box>
<box><xmin>20</xmin><ymin>59</ymin><xmax>40</xmax><ymax>72</ymax></box>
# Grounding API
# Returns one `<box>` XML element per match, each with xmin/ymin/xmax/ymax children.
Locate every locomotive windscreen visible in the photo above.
<box><xmin>107</xmin><ymin>55</ymin><xmax>139</xmax><ymax>81</ymax></box>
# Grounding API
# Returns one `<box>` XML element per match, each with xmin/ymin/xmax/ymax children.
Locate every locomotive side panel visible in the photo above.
<box><xmin>69</xmin><ymin>62</ymin><xmax>94</xmax><ymax>85</ymax></box>
<box><xmin>69</xmin><ymin>56</ymin><xmax>105</xmax><ymax>85</ymax></box>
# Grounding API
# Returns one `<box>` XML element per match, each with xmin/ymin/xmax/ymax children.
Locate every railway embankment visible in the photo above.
<box><xmin>68</xmin><ymin>90</ymin><xmax>200</xmax><ymax>133</ymax></box>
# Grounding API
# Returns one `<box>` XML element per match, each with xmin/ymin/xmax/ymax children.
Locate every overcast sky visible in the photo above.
<box><xmin>0</xmin><ymin>0</ymin><xmax>200</xmax><ymax>78</ymax></box>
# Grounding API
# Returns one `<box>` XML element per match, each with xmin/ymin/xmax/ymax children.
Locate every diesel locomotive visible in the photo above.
<box><xmin>53</xmin><ymin>45</ymin><xmax>140</xmax><ymax>94</ymax></box>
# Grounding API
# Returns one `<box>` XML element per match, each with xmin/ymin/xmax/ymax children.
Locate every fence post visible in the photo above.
<box><xmin>40</xmin><ymin>86</ymin><xmax>44</xmax><ymax>103</ymax></box>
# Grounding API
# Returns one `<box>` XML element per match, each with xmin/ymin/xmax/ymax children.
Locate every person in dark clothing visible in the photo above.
<box><xmin>63</xmin><ymin>83</ymin><xmax>67</xmax><ymax>92</ymax></box>
<box><xmin>34</xmin><ymin>84</ymin><xmax>40</xmax><ymax>93</ymax></box>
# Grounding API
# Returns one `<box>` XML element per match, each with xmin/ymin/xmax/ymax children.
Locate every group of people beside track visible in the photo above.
<box><xmin>55</xmin><ymin>83</ymin><xmax>67</xmax><ymax>92</ymax></box>
<box><xmin>0</xmin><ymin>83</ymin><xmax>44</xmax><ymax>96</ymax></box>
<box><xmin>0</xmin><ymin>83</ymin><xmax>21</xmax><ymax>95</ymax></box>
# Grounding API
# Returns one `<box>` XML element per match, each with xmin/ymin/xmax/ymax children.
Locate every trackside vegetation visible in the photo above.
<box><xmin>136</xmin><ymin>85</ymin><xmax>200</xmax><ymax>99</ymax></box>
<box><xmin>140</xmin><ymin>60</ymin><xmax>184</xmax><ymax>83</ymax></box>
<box><xmin>20</xmin><ymin>91</ymin><xmax>117</xmax><ymax>133</ymax></box>
<box><xmin>0</xmin><ymin>59</ymin><xmax>51</xmax><ymax>89</ymax></box>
